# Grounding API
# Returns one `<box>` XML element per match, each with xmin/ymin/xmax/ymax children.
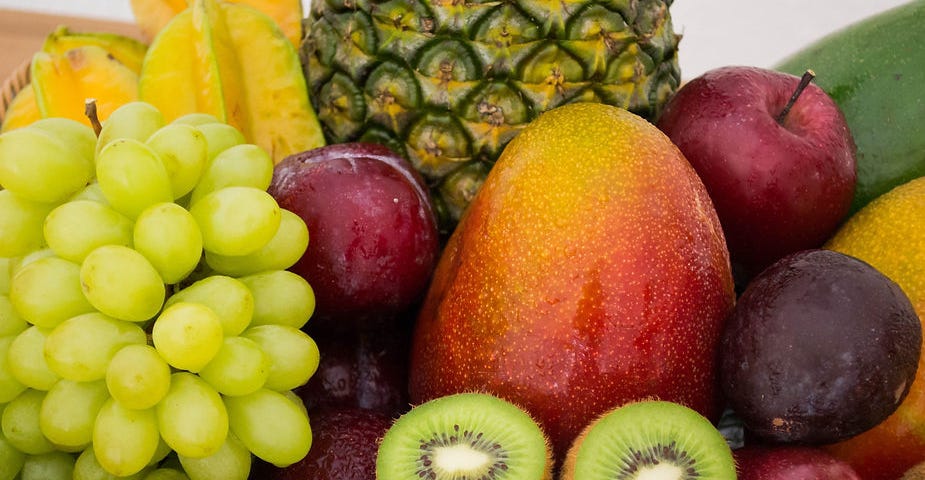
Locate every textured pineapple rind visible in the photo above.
<box><xmin>301</xmin><ymin>0</ymin><xmax>681</xmax><ymax>228</ymax></box>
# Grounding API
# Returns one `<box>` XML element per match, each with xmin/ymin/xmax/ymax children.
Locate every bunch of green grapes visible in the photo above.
<box><xmin>0</xmin><ymin>102</ymin><xmax>320</xmax><ymax>480</ymax></box>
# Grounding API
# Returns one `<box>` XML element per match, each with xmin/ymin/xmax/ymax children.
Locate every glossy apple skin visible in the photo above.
<box><xmin>734</xmin><ymin>445</ymin><xmax>862</xmax><ymax>480</ymax></box>
<box><xmin>657</xmin><ymin>66</ymin><xmax>856</xmax><ymax>281</ymax></box>
<box><xmin>250</xmin><ymin>407</ymin><xmax>392</xmax><ymax>480</ymax></box>
<box><xmin>408</xmin><ymin>104</ymin><xmax>736</xmax><ymax>463</ymax></box>
<box><xmin>269</xmin><ymin>143</ymin><xmax>440</xmax><ymax>330</ymax></box>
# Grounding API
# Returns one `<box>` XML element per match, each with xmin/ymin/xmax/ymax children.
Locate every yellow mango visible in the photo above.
<box><xmin>130</xmin><ymin>0</ymin><xmax>302</xmax><ymax>48</ymax></box>
<box><xmin>31</xmin><ymin>46</ymin><xmax>139</xmax><ymax>126</ymax></box>
<box><xmin>42</xmin><ymin>26</ymin><xmax>148</xmax><ymax>74</ymax></box>
<box><xmin>139</xmin><ymin>0</ymin><xmax>325</xmax><ymax>162</ymax></box>
<box><xmin>1</xmin><ymin>84</ymin><xmax>41</xmax><ymax>132</ymax></box>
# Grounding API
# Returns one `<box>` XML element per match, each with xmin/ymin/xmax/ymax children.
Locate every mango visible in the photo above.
<box><xmin>139</xmin><ymin>0</ymin><xmax>325</xmax><ymax>162</ymax></box>
<box><xmin>776</xmin><ymin>1</ymin><xmax>925</xmax><ymax>214</ymax></box>
<box><xmin>408</xmin><ymin>103</ymin><xmax>736</xmax><ymax>463</ymax></box>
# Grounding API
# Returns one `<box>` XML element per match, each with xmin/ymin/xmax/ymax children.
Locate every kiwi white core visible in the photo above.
<box><xmin>434</xmin><ymin>444</ymin><xmax>493</xmax><ymax>476</ymax></box>
<box><xmin>637</xmin><ymin>464</ymin><xmax>685</xmax><ymax>480</ymax></box>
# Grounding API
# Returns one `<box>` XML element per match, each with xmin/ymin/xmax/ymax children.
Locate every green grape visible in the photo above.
<box><xmin>96</xmin><ymin>139</ymin><xmax>174</xmax><ymax>220</ymax></box>
<box><xmin>8</xmin><ymin>249</ymin><xmax>56</xmax><ymax>278</ymax></box>
<box><xmin>2</xmin><ymin>389</ymin><xmax>54</xmax><ymax>454</ymax></box>
<box><xmin>134</xmin><ymin>203</ymin><xmax>203</xmax><ymax>284</ymax></box>
<box><xmin>146</xmin><ymin>123</ymin><xmax>208</xmax><ymax>199</ymax></box>
<box><xmin>205</xmin><ymin>209</ymin><xmax>309</xmax><ymax>277</ymax></box>
<box><xmin>74</xmin><ymin>446</ymin><xmax>153</xmax><ymax>480</ymax></box>
<box><xmin>28</xmin><ymin>118</ymin><xmax>96</xmax><ymax>165</ymax></box>
<box><xmin>189</xmin><ymin>144</ymin><xmax>273</xmax><ymax>205</ymax></box>
<box><xmin>9</xmin><ymin>256</ymin><xmax>94</xmax><ymax>329</ymax></box>
<box><xmin>20</xmin><ymin>450</ymin><xmax>76</xmax><ymax>480</ymax></box>
<box><xmin>241</xmin><ymin>325</ymin><xmax>320</xmax><ymax>391</ymax></box>
<box><xmin>0</xmin><ymin>257</ymin><xmax>10</xmax><ymax>295</ymax></box>
<box><xmin>0</xmin><ymin>295</ymin><xmax>28</xmax><ymax>336</ymax></box>
<box><xmin>0</xmin><ymin>404</ymin><xmax>25</xmax><ymax>480</ymax></box>
<box><xmin>281</xmin><ymin>389</ymin><xmax>309</xmax><ymax>418</ymax></box>
<box><xmin>0</xmin><ymin>190</ymin><xmax>55</xmax><ymax>258</ymax></box>
<box><xmin>39</xmin><ymin>379</ymin><xmax>109</xmax><ymax>450</ymax></box>
<box><xmin>95</xmin><ymin>101</ymin><xmax>166</xmax><ymax>157</ymax></box>
<box><xmin>198</xmin><ymin>336</ymin><xmax>269</xmax><ymax>397</ymax></box>
<box><xmin>106</xmin><ymin>344</ymin><xmax>171</xmax><ymax>410</ymax></box>
<box><xmin>144</xmin><ymin>468</ymin><xmax>190</xmax><ymax>480</ymax></box>
<box><xmin>80</xmin><ymin>245</ymin><xmax>166</xmax><ymax>322</ymax></box>
<box><xmin>148</xmin><ymin>438</ymin><xmax>172</xmax><ymax>467</ymax></box>
<box><xmin>7</xmin><ymin>326</ymin><xmax>59</xmax><ymax>390</ymax></box>
<box><xmin>224</xmin><ymin>388</ymin><xmax>312</xmax><ymax>467</ymax></box>
<box><xmin>69</xmin><ymin>182</ymin><xmax>108</xmax><ymax>204</ymax></box>
<box><xmin>178</xmin><ymin>431</ymin><xmax>251</xmax><ymax>480</ymax></box>
<box><xmin>44</xmin><ymin>312</ymin><xmax>147</xmax><ymax>382</ymax></box>
<box><xmin>0</xmin><ymin>126</ymin><xmax>94</xmax><ymax>203</ymax></box>
<box><xmin>92</xmin><ymin>399</ymin><xmax>160</xmax><ymax>477</ymax></box>
<box><xmin>0</xmin><ymin>336</ymin><xmax>26</xmax><ymax>402</ymax></box>
<box><xmin>164</xmin><ymin>276</ymin><xmax>253</xmax><ymax>336</ymax></box>
<box><xmin>172</xmin><ymin>113</ymin><xmax>220</xmax><ymax>127</ymax></box>
<box><xmin>194</xmin><ymin>123</ymin><xmax>245</xmax><ymax>162</ymax></box>
<box><xmin>156</xmin><ymin>372</ymin><xmax>228</xmax><ymax>458</ymax></box>
<box><xmin>239</xmin><ymin>270</ymin><xmax>315</xmax><ymax>329</ymax></box>
<box><xmin>151</xmin><ymin>302</ymin><xmax>223</xmax><ymax>372</ymax></box>
<box><xmin>44</xmin><ymin>200</ymin><xmax>134</xmax><ymax>264</ymax></box>
<box><xmin>189</xmin><ymin>186</ymin><xmax>281</xmax><ymax>257</ymax></box>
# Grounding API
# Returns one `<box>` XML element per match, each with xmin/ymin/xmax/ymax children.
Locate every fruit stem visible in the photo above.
<box><xmin>84</xmin><ymin>98</ymin><xmax>102</xmax><ymax>136</ymax></box>
<box><xmin>776</xmin><ymin>70</ymin><xmax>816</xmax><ymax>124</ymax></box>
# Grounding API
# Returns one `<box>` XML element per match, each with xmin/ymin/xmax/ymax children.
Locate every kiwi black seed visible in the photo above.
<box><xmin>375</xmin><ymin>392</ymin><xmax>552</xmax><ymax>480</ymax></box>
<box><xmin>561</xmin><ymin>400</ymin><xmax>736</xmax><ymax>480</ymax></box>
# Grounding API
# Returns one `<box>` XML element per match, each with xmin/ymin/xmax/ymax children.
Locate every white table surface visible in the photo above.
<box><xmin>0</xmin><ymin>0</ymin><xmax>913</xmax><ymax>80</ymax></box>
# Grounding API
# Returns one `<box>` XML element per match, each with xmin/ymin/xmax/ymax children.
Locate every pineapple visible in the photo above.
<box><xmin>302</xmin><ymin>0</ymin><xmax>681</xmax><ymax>229</ymax></box>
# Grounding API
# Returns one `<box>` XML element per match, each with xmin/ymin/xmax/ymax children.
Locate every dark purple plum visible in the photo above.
<box><xmin>269</xmin><ymin>143</ymin><xmax>440</xmax><ymax>330</ymax></box>
<box><xmin>734</xmin><ymin>445</ymin><xmax>862</xmax><ymax>479</ymax></box>
<box><xmin>720</xmin><ymin>249</ymin><xmax>920</xmax><ymax>445</ymax></box>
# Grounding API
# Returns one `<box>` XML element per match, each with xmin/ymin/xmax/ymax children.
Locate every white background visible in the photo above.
<box><xmin>0</xmin><ymin>0</ymin><xmax>913</xmax><ymax>80</ymax></box>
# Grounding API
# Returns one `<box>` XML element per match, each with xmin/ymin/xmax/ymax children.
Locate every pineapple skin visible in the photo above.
<box><xmin>302</xmin><ymin>0</ymin><xmax>681</xmax><ymax>230</ymax></box>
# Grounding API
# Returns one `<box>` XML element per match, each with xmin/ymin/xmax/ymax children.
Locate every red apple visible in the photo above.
<box><xmin>735</xmin><ymin>445</ymin><xmax>862</xmax><ymax>480</ymax></box>
<box><xmin>657</xmin><ymin>66</ymin><xmax>856</xmax><ymax>281</ymax></box>
<box><xmin>269</xmin><ymin>143</ymin><xmax>440</xmax><ymax>331</ymax></box>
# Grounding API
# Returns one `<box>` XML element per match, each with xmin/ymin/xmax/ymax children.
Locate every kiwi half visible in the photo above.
<box><xmin>561</xmin><ymin>400</ymin><xmax>735</xmax><ymax>480</ymax></box>
<box><xmin>376</xmin><ymin>392</ymin><xmax>552</xmax><ymax>480</ymax></box>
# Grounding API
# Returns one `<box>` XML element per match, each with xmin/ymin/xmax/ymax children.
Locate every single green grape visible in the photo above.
<box><xmin>19</xmin><ymin>448</ymin><xmax>76</xmax><ymax>480</ymax></box>
<box><xmin>68</xmin><ymin>182</ymin><xmax>108</xmax><ymax>204</ymax></box>
<box><xmin>0</xmin><ymin>126</ymin><xmax>94</xmax><ymax>203</ymax></box>
<box><xmin>152</xmin><ymin>302</ymin><xmax>223</xmax><ymax>372</ymax></box>
<box><xmin>189</xmin><ymin>186</ymin><xmax>281</xmax><ymax>256</ymax></box>
<box><xmin>134</xmin><ymin>202</ymin><xmax>203</xmax><ymax>284</ymax></box>
<box><xmin>205</xmin><ymin>209</ymin><xmax>309</xmax><ymax>277</ymax></box>
<box><xmin>242</xmin><ymin>324</ymin><xmax>320</xmax><ymax>392</ymax></box>
<box><xmin>39</xmin><ymin>379</ymin><xmax>109</xmax><ymax>451</ymax></box>
<box><xmin>92</xmin><ymin>399</ymin><xmax>160</xmax><ymax>477</ymax></box>
<box><xmin>146</xmin><ymin>123</ymin><xmax>208</xmax><ymax>199</ymax></box>
<box><xmin>2</xmin><ymin>389</ymin><xmax>55</xmax><ymax>455</ymax></box>
<box><xmin>143</xmin><ymin>468</ymin><xmax>190</xmax><ymax>480</ymax></box>
<box><xmin>73</xmin><ymin>446</ymin><xmax>153</xmax><ymax>480</ymax></box>
<box><xmin>80</xmin><ymin>245</ymin><xmax>166</xmax><ymax>322</ymax></box>
<box><xmin>7</xmin><ymin>326</ymin><xmax>59</xmax><ymax>390</ymax></box>
<box><xmin>199</xmin><ymin>336</ymin><xmax>270</xmax><ymax>397</ymax></box>
<box><xmin>44</xmin><ymin>312</ymin><xmax>147</xmax><ymax>382</ymax></box>
<box><xmin>164</xmin><ymin>275</ymin><xmax>253</xmax><ymax>336</ymax></box>
<box><xmin>0</xmin><ymin>336</ymin><xmax>27</xmax><ymax>403</ymax></box>
<box><xmin>194</xmin><ymin>122</ymin><xmax>246</xmax><ymax>162</ymax></box>
<box><xmin>95</xmin><ymin>101</ymin><xmax>166</xmax><ymax>157</ymax></box>
<box><xmin>172</xmin><ymin>113</ymin><xmax>221</xmax><ymax>127</ymax></box>
<box><xmin>178</xmin><ymin>431</ymin><xmax>251</xmax><ymax>480</ymax></box>
<box><xmin>44</xmin><ymin>200</ymin><xmax>134</xmax><ymax>263</ymax></box>
<box><xmin>0</xmin><ymin>190</ymin><xmax>56</xmax><ymax>258</ymax></box>
<box><xmin>156</xmin><ymin>372</ymin><xmax>228</xmax><ymax>459</ymax></box>
<box><xmin>239</xmin><ymin>270</ymin><xmax>315</xmax><ymax>329</ymax></box>
<box><xmin>95</xmin><ymin>139</ymin><xmax>174</xmax><ymax>220</ymax></box>
<box><xmin>0</xmin><ymin>257</ymin><xmax>11</xmax><ymax>295</ymax></box>
<box><xmin>224</xmin><ymin>388</ymin><xmax>312</xmax><ymax>467</ymax></box>
<box><xmin>0</xmin><ymin>404</ymin><xmax>25</xmax><ymax>480</ymax></box>
<box><xmin>189</xmin><ymin>143</ymin><xmax>273</xmax><ymax>205</ymax></box>
<box><xmin>28</xmin><ymin>118</ymin><xmax>96</xmax><ymax>167</ymax></box>
<box><xmin>106</xmin><ymin>344</ymin><xmax>171</xmax><ymax>410</ymax></box>
<box><xmin>9</xmin><ymin>256</ymin><xmax>94</xmax><ymax>329</ymax></box>
<box><xmin>0</xmin><ymin>295</ymin><xmax>29</xmax><ymax>336</ymax></box>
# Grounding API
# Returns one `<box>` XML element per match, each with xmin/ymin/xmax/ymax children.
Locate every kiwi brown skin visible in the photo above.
<box><xmin>903</xmin><ymin>461</ymin><xmax>925</xmax><ymax>480</ymax></box>
<box><xmin>561</xmin><ymin>400</ymin><xmax>736</xmax><ymax>480</ymax></box>
<box><xmin>375</xmin><ymin>392</ymin><xmax>554</xmax><ymax>480</ymax></box>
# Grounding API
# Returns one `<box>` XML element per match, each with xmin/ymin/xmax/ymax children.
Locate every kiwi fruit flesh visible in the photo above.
<box><xmin>561</xmin><ymin>400</ymin><xmax>735</xmax><ymax>480</ymax></box>
<box><xmin>375</xmin><ymin>392</ymin><xmax>552</xmax><ymax>480</ymax></box>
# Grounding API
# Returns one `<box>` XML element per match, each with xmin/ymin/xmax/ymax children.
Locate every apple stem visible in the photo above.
<box><xmin>776</xmin><ymin>70</ymin><xmax>816</xmax><ymax>124</ymax></box>
<box><xmin>84</xmin><ymin>98</ymin><xmax>102</xmax><ymax>137</ymax></box>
